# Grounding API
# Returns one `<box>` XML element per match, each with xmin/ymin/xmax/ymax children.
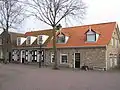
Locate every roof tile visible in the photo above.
<box><xmin>47</xmin><ymin>22</ymin><xmax>116</xmax><ymax>48</ymax></box>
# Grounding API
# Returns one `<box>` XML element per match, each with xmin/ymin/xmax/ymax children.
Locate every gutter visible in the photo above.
<box><xmin>13</xmin><ymin>45</ymin><xmax>107</xmax><ymax>50</ymax></box>
<box><xmin>44</xmin><ymin>45</ymin><xmax>106</xmax><ymax>49</ymax></box>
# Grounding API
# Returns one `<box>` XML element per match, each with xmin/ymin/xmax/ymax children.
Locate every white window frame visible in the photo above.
<box><xmin>26</xmin><ymin>36</ymin><xmax>31</xmax><ymax>45</ymax></box>
<box><xmin>56</xmin><ymin>34</ymin><xmax>66</xmax><ymax>44</ymax></box>
<box><xmin>35</xmin><ymin>56</ymin><xmax>36</xmax><ymax>60</ymax></box>
<box><xmin>17</xmin><ymin>37</ymin><xmax>21</xmax><ymax>45</ymax></box>
<box><xmin>115</xmin><ymin>39</ymin><xmax>116</xmax><ymax>47</ymax></box>
<box><xmin>86</xmin><ymin>30</ymin><xmax>96</xmax><ymax>42</ymax></box>
<box><xmin>114</xmin><ymin>39</ymin><xmax>118</xmax><ymax>48</ymax></box>
<box><xmin>87</xmin><ymin>34</ymin><xmax>96</xmax><ymax>42</ymax></box>
<box><xmin>110</xmin><ymin>58</ymin><xmax>113</xmax><ymax>67</ymax></box>
<box><xmin>111</xmin><ymin>38</ymin><xmax>114</xmax><ymax>46</ymax></box>
<box><xmin>60</xmin><ymin>54</ymin><xmax>68</xmax><ymax>64</ymax></box>
<box><xmin>114</xmin><ymin>58</ymin><xmax>117</xmax><ymax>66</ymax></box>
<box><xmin>35</xmin><ymin>51</ymin><xmax>37</xmax><ymax>55</ymax></box>
<box><xmin>51</xmin><ymin>54</ymin><xmax>54</xmax><ymax>63</ymax></box>
<box><xmin>116</xmin><ymin>39</ymin><xmax>119</xmax><ymax>48</ymax></box>
<box><xmin>26</xmin><ymin>56</ymin><xmax>28</xmax><ymax>60</ymax></box>
<box><xmin>114</xmin><ymin>55</ymin><xmax>117</xmax><ymax>66</ymax></box>
<box><xmin>116</xmin><ymin>39</ymin><xmax>118</xmax><ymax>48</ymax></box>
<box><xmin>37</xmin><ymin>35</ymin><xmax>42</xmax><ymax>45</ymax></box>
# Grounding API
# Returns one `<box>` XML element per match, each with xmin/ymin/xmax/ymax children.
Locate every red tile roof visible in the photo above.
<box><xmin>17</xmin><ymin>29</ymin><xmax>53</xmax><ymax>47</ymax></box>
<box><xmin>25</xmin><ymin>29</ymin><xmax>53</xmax><ymax>36</ymax></box>
<box><xmin>47</xmin><ymin>22</ymin><xmax>117</xmax><ymax>48</ymax></box>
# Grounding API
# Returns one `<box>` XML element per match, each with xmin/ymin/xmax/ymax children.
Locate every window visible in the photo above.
<box><xmin>26</xmin><ymin>36</ymin><xmax>31</xmax><ymax>45</ymax></box>
<box><xmin>60</xmin><ymin>54</ymin><xmax>68</xmax><ymax>64</ymax></box>
<box><xmin>114</xmin><ymin>39</ymin><xmax>116</xmax><ymax>47</ymax></box>
<box><xmin>111</xmin><ymin>38</ymin><xmax>113</xmax><ymax>46</ymax></box>
<box><xmin>113</xmin><ymin>37</ymin><xmax>115</xmax><ymax>46</ymax></box>
<box><xmin>0</xmin><ymin>49</ymin><xmax>3</xmax><ymax>58</ymax></box>
<box><xmin>0</xmin><ymin>38</ymin><xmax>2</xmax><ymax>45</ymax></box>
<box><xmin>37</xmin><ymin>35</ymin><xmax>43</xmax><ymax>45</ymax></box>
<box><xmin>56</xmin><ymin>34</ymin><xmax>65</xmax><ymax>43</ymax></box>
<box><xmin>51</xmin><ymin>54</ymin><xmax>54</xmax><ymax>63</ymax></box>
<box><xmin>114</xmin><ymin>58</ymin><xmax>117</xmax><ymax>66</ymax></box>
<box><xmin>115</xmin><ymin>39</ymin><xmax>118</xmax><ymax>48</ymax></box>
<box><xmin>87</xmin><ymin>34</ymin><xmax>96</xmax><ymax>42</ymax></box>
<box><xmin>110</xmin><ymin>58</ymin><xmax>113</xmax><ymax>67</ymax></box>
<box><xmin>26</xmin><ymin>56</ymin><xmax>28</xmax><ymax>60</ymax></box>
<box><xmin>115</xmin><ymin>39</ymin><xmax>119</xmax><ymax>48</ymax></box>
<box><xmin>86</xmin><ymin>30</ymin><xmax>96</xmax><ymax>42</ymax></box>
<box><xmin>35</xmin><ymin>56</ymin><xmax>36</xmax><ymax>60</ymax></box>
<box><xmin>117</xmin><ymin>40</ymin><xmax>119</xmax><ymax>48</ymax></box>
<box><xmin>17</xmin><ymin>37</ymin><xmax>21</xmax><ymax>45</ymax></box>
<box><xmin>35</xmin><ymin>51</ymin><xmax>37</xmax><ymax>55</ymax></box>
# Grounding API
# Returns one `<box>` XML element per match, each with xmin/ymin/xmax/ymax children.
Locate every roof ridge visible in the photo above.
<box><xmin>9</xmin><ymin>32</ymin><xmax>24</xmax><ymax>34</ymax></box>
<box><xmin>25</xmin><ymin>21</ymin><xmax>116</xmax><ymax>33</ymax></box>
<box><xmin>62</xmin><ymin>21</ymin><xmax>116</xmax><ymax>30</ymax></box>
<box><xmin>26</xmin><ymin>29</ymin><xmax>52</xmax><ymax>33</ymax></box>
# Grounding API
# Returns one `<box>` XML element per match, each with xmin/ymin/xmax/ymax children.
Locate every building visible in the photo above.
<box><xmin>46</xmin><ymin>22</ymin><xmax>120</xmax><ymax>70</ymax></box>
<box><xmin>1</xmin><ymin>22</ymin><xmax>120</xmax><ymax>70</ymax></box>
<box><xmin>0</xmin><ymin>31</ymin><xmax>24</xmax><ymax>62</ymax></box>
<box><xmin>12</xmin><ymin>29</ymin><xmax>53</xmax><ymax>64</ymax></box>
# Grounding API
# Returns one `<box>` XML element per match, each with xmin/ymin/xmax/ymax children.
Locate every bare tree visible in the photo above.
<box><xmin>0</xmin><ymin>0</ymin><xmax>27</xmax><ymax>63</ymax></box>
<box><xmin>27</xmin><ymin>0</ymin><xmax>86</xmax><ymax>69</ymax></box>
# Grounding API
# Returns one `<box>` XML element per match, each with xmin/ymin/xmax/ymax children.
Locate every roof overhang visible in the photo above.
<box><xmin>45</xmin><ymin>45</ymin><xmax>106</xmax><ymax>49</ymax></box>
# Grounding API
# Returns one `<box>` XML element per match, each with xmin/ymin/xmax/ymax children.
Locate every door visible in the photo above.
<box><xmin>21</xmin><ymin>50</ymin><xmax>25</xmax><ymax>63</ymax></box>
<box><xmin>9</xmin><ymin>52</ymin><xmax>11</xmax><ymax>62</ymax></box>
<box><xmin>75</xmin><ymin>53</ymin><xmax>80</xmax><ymax>68</ymax></box>
<box><xmin>114</xmin><ymin>58</ymin><xmax>117</xmax><ymax>66</ymax></box>
<box><xmin>32</xmin><ymin>50</ymin><xmax>37</xmax><ymax>62</ymax></box>
<box><xmin>110</xmin><ymin>58</ymin><xmax>113</xmax><ymax>67</ymax></box>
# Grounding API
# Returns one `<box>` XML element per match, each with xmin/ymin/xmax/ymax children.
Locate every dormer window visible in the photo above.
<box><xmin>86</xmin><ymin>27</ymin><xmax>99</xmax><ymax>42</ymax></box>
<box><xmin>37</xmin><ymin>35</ymin><xmax>43</xmax><ymax>45</ymax></box>
<box><xmin>26</xmin><ymin>36</ymin><xmax>31</xmax><ymax>45</ymax></box>
<box><xmin>86</xmin><ymin>31</ymin><xmax>96</xmax><ymax>42</ymax></box>
<box><xmin>56</xmin><ymin>33</ymin><xmax>65</xmax><ymax>43</ymax></box>
<box><xmin>17</xmin><ymin>37</ymin><xmax>21</xmax><ymax>45</ymax></box>
<box><xmin>17</xmin><ymin>37</ymin><xmax>26</xmax><ymax>46</ymax></box>
<box><xmin>37</xmin><ymin>35</ymin><xmax>49</xmax><ymax>45</ymax></box>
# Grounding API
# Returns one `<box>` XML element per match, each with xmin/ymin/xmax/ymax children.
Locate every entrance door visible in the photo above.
<box><xmin>75</xmin><ymin>53</ymin><xmax>80</xmax><ymax>68</ymax></box>
<box><xmin>21</xmin><ymin>50</ymin><xmax>25</xmax><ymax>63</ymax></box>
<box><xmin>32</xmin><ymin>50</ymin><xmax>37</xmax><ymax>62</ymax></box>
<box><xmin>9</xmin><ymin>52</ymin><xmax>11</xmax><ymax>62</ymax></box>
<box><xmin>110</xmin><ymin>58</ymin><xmax>113</xmax><ymax>67</ymax></box>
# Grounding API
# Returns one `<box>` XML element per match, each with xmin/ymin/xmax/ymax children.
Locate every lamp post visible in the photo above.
<box><xmin>56</xmin><ymin>24</ymin><xmax>62</xmax><ymax>31</ymax></box>
<box><xmin>39</xmin><ymin>35</ymin><xmax>43</xmax><ymax>68</ymax></box>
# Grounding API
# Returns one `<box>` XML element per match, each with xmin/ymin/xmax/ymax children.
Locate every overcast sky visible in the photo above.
<box><xmin>17</xmin><ymin>0</ymin><xmax>120</xmax><ymax>33</ymax></box>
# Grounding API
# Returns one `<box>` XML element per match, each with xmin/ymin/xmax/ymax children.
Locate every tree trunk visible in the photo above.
<box><xmin>3</xmin><ymin>48</ymin><xmax>8</xmax><ymax>64</ymax></box>
<box><xmin>2</xmin><ymin>30</ymin><xmax>9</xmax><ymax>64</ymax></box>
<box><xmin>2</xmin><ymin>35</ymin><xmax>8</xmax><ymax>64</ymax></box>
<box><xmin>52</xmin><ymin>26</ymin><xmax>59</xmax><ymax>69</ymax></box>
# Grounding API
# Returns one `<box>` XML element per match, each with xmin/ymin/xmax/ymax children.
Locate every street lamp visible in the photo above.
<box><xmin>56</xmin><ymin>24</ymin><xmax>62</xmax><ymax>31</ymax></box>
<box><xmin>39</xmin><ymin>35</ymin><xmax>43</xmax><ymax>68</ymax></box>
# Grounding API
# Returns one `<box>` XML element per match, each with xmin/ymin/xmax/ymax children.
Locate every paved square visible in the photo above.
<box><xmin>0</xmin><ymin>63</ymin><xmax>120</xmax><ymax>90</ymax></box>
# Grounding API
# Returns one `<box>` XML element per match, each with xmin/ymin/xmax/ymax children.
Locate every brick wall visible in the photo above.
<box><xmin>45</xmin><ymin>47</ymin><xmax>106</xmax><ymax>69</ymax></box>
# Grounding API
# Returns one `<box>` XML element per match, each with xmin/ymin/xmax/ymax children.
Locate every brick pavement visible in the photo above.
<box><xmin>0</xmin><ymin>63</ymin><xmax>120</xmax><ymax>90</ymax></box>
